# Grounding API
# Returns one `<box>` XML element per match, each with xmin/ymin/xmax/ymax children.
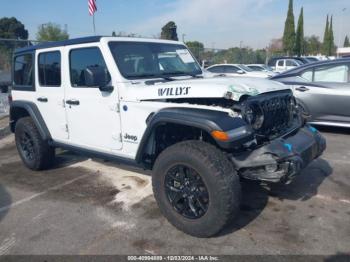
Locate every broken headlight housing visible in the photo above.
<box><xmin>243</xmin><ymin>102</ymin><xmax>264</xmax><ymax>130</ymax></box>
<box><xmin>288</xmin><ymin>96</ymin><xmax>301</xmax><ymax>125</ymax></box>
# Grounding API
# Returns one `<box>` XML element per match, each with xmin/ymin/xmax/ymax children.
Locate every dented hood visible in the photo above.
<box><xmin>123</xmin><ymin>76</ymin><xmax>290</xmax><ymax>101</ymax></box>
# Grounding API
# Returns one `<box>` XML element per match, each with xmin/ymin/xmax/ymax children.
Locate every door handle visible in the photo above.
<box><xmin>37</xmin><ymin>97</ymin><xmax>48</xmax><ymax>102</ymax></box>
<box><xmin>295</xmin><ymin>86</ymin><xmax>309</xmax><ymax>92</ymax></box>
<box><xmin>66</xmin><ymin>99</ymin><xmax>80</xmax><ymax>106</ymax></box>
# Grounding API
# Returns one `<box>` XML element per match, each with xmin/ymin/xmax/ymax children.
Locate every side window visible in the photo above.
<box><xmin>250</xmin><ymin>66</ymin><xmax>262</xmax><ymax>71</ymax></box>
<box><xmin>38</xmin><ymin>51</ymin><xmax>61</xmax><ymax>86</ymax></box>
<box><xmin>207</xmin><ymin>66</ymin><xmax>224</xmax><ymax>73</ymax></box>
<box><xmin>69</xmin><ymin>47</ymin><xmax>111</xmax><ymax>87</ymax></box>
<box><xmin>286</xmin><ymin>60</ymin><xmax>296</xmax><ymax>67</ymax></box>
<box><xmin>14</xmin><ymin>54</ymin><xmax>33</xmax><ymax>87</ymax></box>
<box><xmin>277</xmin><ymin>60</ymin><xmax>284</xmax><ymax>67</ymax></box>
<box><xmin>314</xmin><ymin>64</ymin><xmax>349</xmax><ymax>83</ymax></box>
<box><xmin>300</xmin><ymin>70</ymin><xmax>313</xmax><ymax>82</ymax></box>
<box><xmin>224</xmin><ymin>66</ymin><xmax>240</xmax><ymax>73</ymax></box>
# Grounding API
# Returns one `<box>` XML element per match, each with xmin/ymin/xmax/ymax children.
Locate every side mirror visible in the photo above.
<box><xmin>83</xmin><ymin>66</ymin><xmax>113</xmax><ymax>92</ymax></box>
<box><xmin>237</xmin><ymin>70</ymin><xmax>245</xmax><ymax>74</ymax></box>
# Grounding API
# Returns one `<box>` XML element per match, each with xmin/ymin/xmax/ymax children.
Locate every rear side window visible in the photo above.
<box><xmin>207</xmin><ymin>66</ymin><xmax>224</xmax><ymax>73</ymax></box>
<box><xmin>38</xmin><ymin>51</ymin><xmax>61</xmax><ymax>86</ymax></box>
<box><xmin>277</xmin><ymin>60</ymin><xmax>284</xmax><ymax>67</ymax></box>
<box><xmin>224</xmin><ymin>66</ymin><xmax>240</xmax><ymax>73</ymax></box>
<box><xmin>286</xmin><ymin>60</ymin><xmax>296</xmax><ymax>66</ymax></box>
<box><xmin>14</xmin><ymin>54</ymin><xmax>33</xmax><ymax>87</ymax></box>
<box><xmin>69</xmin><ymin>47</ymin><xmax>110</xmax><ymax>87</ymax></box>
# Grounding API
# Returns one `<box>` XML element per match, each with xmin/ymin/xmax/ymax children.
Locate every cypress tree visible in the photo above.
<box><xmin>328</xmin><ymin>16</ymin><xmax>335</xmax><ymax>55</ymax></box>
<box><xmin>282</xmin><ymin>0</ymin><xmax>295</xmax><ymax>55</ymax></box>
<box><xmin>294</xmin><ymin>7</ymin><xmax>304</xmax><ymax>56</ymax></box>
<box><xmin>344</xmin><ymin>35</ymin><xmax>350</xmax><ymax>47</ymax></box>
<box><xmin>322</xmin><ymin>15</ymin><xmax>329</xmax><ymax>54</ymax></box>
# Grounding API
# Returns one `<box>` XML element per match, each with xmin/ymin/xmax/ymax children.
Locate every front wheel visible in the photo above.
<box><xmin>152</xmin><ymin>140</ymin><xmax>241</xmax><ymax>237</ymax></box>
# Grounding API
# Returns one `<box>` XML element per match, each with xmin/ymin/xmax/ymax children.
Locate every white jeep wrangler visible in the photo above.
<box><xmin>9</xmin><ymin>36</ymin><xmax>326</xmax><ymax>237</ymax></box>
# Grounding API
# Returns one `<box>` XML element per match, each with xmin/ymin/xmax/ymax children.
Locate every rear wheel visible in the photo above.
<box><xmin>152</xmin><ymin>140</ymin><xmax>241</xmax><ymax>237</ymax></box>
<box><xmin>15</xmin><ymin>117</ymin><xmax>55</xmax><ymax>170</ymax></box>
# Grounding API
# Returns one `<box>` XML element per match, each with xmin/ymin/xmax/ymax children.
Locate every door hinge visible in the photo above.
<box><xmin>116</xmin><ymin>103</ymin><xmax>120</xmax><ymax>113</ymax></box>
<box><xmin>119</xmin><ymin>133</ymin><xmax>122</xmax><ymax>142</ymax></box>
<box><xmin>65</xmin><ymin>124</ymin><xmax>69</xmax><ymax>133</ymax></box>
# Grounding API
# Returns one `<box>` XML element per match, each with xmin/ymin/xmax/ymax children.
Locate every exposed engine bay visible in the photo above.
<box><xmin>156</xmin><ymin>89</ymin><xmax>301</xmax><ymax>142</ymax></box>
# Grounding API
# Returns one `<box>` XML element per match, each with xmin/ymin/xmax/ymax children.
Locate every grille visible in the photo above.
<box><xmin>247</xmin><ymin>91</ymin><xmax>295</xmax><ymax>138</ymax></box>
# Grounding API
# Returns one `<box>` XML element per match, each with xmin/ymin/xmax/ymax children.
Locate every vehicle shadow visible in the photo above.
<box><xmin>218</xmin><ymin>158</ymin><xmax>332</xmax><ymax>237</ymax></box>
<box><xmin>51</xmin><ymin>149</ymin><xmax>89</xmax><ymax>169</ymax></box>
<box><xmin>324</xmin><ymin>253</ymin><xmax>350</xmax><ymax>262</ymax></box>
<box><xmin>313</xmin><ymin>125</ymin><xmax>350</xmax><ymax>135</ymax></box>
<box><xmin>0</xmin><ymin>184</ymin><xmax>12</xmax><ymax>223</ymax></box>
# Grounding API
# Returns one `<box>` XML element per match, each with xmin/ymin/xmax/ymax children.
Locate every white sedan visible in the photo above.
<box><xmin>205</xmin><ymin>64</ymin><xmax>275</xmax><ymax>78</ymax></box>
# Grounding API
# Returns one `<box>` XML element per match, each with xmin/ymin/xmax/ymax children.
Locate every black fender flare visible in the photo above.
<box><xmin>135</xmin><ymin>107</ymin><xmax>253</xmax><ymax>163</ymax></box>
<box><xmin>10</xmin><ymin>100</ymin><xmax>51</xmax><ymax>141</ymax></box>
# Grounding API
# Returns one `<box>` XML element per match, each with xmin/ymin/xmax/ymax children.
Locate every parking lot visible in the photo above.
<box><xmin>0</xmin><ymin>117</ymin><xmax>349</xmax><ymax>255</ymax></box>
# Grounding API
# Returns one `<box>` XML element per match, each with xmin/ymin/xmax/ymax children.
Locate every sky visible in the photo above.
<box><xmin>1</xmin><ymin>0</ymin><xmax>349</xmax><ymax>49</ymax></box>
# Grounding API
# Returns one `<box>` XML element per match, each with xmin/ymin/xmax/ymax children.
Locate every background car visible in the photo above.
<box><xmin>246</xmin><ymin>64</ymin><xmax>275</xmax><ymax>73</ymax></box>
<box><xmin>206</xmin><ymin>64</ymin><xmax>273</xmax><ymax>78</ymax></box>
<box><xmin>272</xmin><ymin>58</ymin><xmax>304</xmax><ymax>73</ymax></box>
<box><xmin>268</xmin><ymin>56</ymin><xmax>310</xmax><ymax>67</ymax></box>
<box><xmin>271</xmin><ymin>58</ymin><xmax>350</xmax><ymax>128</ymax></box>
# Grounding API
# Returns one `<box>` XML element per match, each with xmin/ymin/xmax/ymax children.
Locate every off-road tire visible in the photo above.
<box><xmin>15</xmin><ymin>117</ymin><xmax>55</xmax><ymax>170</ymax></box>
<box><xmin>152</xmin><ymin>140</ymin><xmax>241</xmax><ymax>237</ymax></box>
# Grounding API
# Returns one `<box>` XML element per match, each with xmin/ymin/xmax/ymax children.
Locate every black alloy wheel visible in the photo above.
<box><xmin>165</xmin><ymin>164</ymin><xmax>209</xmax><ymax>219</ymax></box>
<box><xmin>19</xmin><ymin>131</ymin><xmax>36</xmax><ymax>162</ymax></box>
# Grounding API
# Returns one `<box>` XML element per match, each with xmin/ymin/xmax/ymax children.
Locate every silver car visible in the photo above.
<box><xmin>271</xmin><ymin>58</ymin><xmax>350</xmax><ymax>128</ymax></box>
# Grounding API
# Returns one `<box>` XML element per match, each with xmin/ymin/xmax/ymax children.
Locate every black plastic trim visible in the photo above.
<box><xmin>14</xmin><ymin>36</ymin><xmax>103</xmax><ymax>54</ymax></box>
<box><xmin>135</xmin><ymin>107</ymin><xmax>254</xmax><ymax>162</ymax></box>
<box><xmin>50</xmin><ymin>141</ymin><xmax>142</xmax><ymax>168</ymax></box>
<box><xmin>10</xmin><ymin>100</ymin><xmax>51</xmax><ymax>140</ymax></box>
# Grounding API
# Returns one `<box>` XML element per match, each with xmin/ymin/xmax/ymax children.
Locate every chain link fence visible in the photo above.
<box><xmin>0</xmin><ymin>93</ymin><xmax>9</xmax><ymax>117</ymax></box>
<box><xmin>187</xmin><ymin>47</ymin><xmax>269</xmax><ymax>68</ymax></box>
<box><xmin>0</xmin><ymin>38</ymin><xmax>42</xmax><ymax>71</ymax></box>
<box><xmin>0</xmin><ymin>39</ymin><xmax>41</xmax><ymax>116</ymax></box>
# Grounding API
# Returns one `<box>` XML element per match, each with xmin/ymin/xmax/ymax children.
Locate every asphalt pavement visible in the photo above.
<box><xmin>0</xmin><ymin>125</ymin><xmax>349</xmax><ymax>256</ymax></box>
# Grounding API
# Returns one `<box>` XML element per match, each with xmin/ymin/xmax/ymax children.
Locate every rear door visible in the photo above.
<box><xmin>35</xmin><ymin>49</ymin><xmax>68</xmax><ymax>141</ymax></box>
<box><xmin>64</xmin><ymin>45</ymin><xmax>122</xmax><ymax>152</ymax></box>
<box><xmin>294</xmin><ymin>62</ymin><xmax>350</xmax><ymax>123</ymax></box>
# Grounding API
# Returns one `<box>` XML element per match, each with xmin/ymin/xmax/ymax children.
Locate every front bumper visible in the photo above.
<box><xmin>230</xmin><ymin>125</ymin><xmax>326</xmax><ymax>183</ymax></box>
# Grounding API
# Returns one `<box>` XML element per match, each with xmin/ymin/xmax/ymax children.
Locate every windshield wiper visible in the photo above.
<box><xmin>166</xmin><ymin>71</ymin><xmax>203</xmax><ymax>78</ymax></box>
<box><xmin>129</xmin><ymin>73</ymin><xmax>175</xmax><ymax>81</ymax></box>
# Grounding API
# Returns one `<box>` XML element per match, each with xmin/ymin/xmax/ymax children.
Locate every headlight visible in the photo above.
<box><xmin>243</xmin><ymin>102</ymin><xmax>264</xmax><ymax>130</ymax></box>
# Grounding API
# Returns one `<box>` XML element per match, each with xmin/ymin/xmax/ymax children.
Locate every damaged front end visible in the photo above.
<box><xmin>230</xmin><ymin>125</ymin><xmax>326</xmax><ymax>183</ymax></box>
<box><xmin>227</xmin><ymin>90</ymin><xmax>326</xmax><ymax>184</ymax></box>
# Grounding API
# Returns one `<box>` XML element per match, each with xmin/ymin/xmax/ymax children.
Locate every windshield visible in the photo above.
<box><xmin>108</xmin><ymin>41</ymin><xmax>202</xmax><ymax>79</ymax></box>
<box><xmin>238</xmin><ymin>64</ymin><xmax>253</xmax><ymax>72</ymax></box>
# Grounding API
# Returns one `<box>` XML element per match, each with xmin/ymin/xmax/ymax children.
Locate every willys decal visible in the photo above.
<box><xmin>158</xmin><ymin>87</ymin><xmax>191</xmax><ymax>97</ymax></box>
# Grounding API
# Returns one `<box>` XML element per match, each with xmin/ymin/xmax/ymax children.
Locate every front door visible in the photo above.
<box><xmin>64</xmin><ymin>46</ymin><xmax>122</xmax><ymax>152</ymax></box>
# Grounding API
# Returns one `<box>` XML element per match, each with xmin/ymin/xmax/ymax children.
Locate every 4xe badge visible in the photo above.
<box><xmin>123</xmin><ymin>133</ymin><xmax>138</xmax><ymax>144</ymax></box>
<box><xmin>158</xmin><ymin>86</ymin><xmax>191</xmax><ymax>97</ymax></box>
